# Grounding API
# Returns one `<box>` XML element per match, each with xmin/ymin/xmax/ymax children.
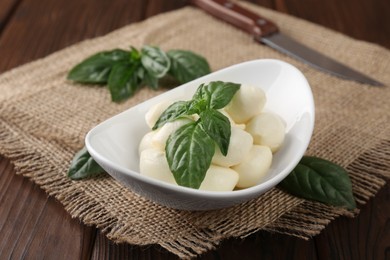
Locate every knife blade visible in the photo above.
<box><xmin>190</xmin><ymin>0</ymin><xmax>384</xmax><ymax>86</ymax></box>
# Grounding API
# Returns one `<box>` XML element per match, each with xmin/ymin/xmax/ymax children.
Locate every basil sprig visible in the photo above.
<box><xmin>155</xmin><ymin>81</ymin><xmax>241</xmax><ymax>188</ymax></box>
<box><xmin>67</xmin><ymin>46</ymin><xmax>211</xmax><ymax>102</ymax></box>
<box><xmin>279</xmin><ymin>156</ymin><xmax>356</xmax><ymax>210</ymax></box>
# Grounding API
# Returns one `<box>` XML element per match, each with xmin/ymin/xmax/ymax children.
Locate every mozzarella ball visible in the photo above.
<box><xmin>139</xmin><ymin>148</ymin><xmax>177</xmax><ymax>185</ymax></box>
<box><xmin>224</xmin><ymin>85</ymin><xmax>266</xmax><ymax>123</ymax></box>
<box><xmin>145</xmin><ymin>100</ymin><xmax>174</xmax><ymax>128</ymax></box>
<box><xmin>212</xmin><ymin>126</ymin><xmax>253</xmax><ymax>167</ymax></box>
<box><xmin>138</xmin><ymin>131</ymin><xmax>158</xmax><ymax>154</ymax></box>
<box><xmin>233</xmin><ymin>145</ymin><xmax>272</xmax><ymax>188</ymax></box>
<box><xmin>245</xmin><ymin>112</ymin><xmax>285</xmax><ymax>152</ymax></box>
<box><xmin>152</xmin><ymin>118</ymin><xmax>193</xmax><ymax>150</ymax></box>
<box><xmin>199</xmin><ymin>165</ymin><xmax>239</xmax><ymax>191</ymax></box>
<box><xmin>219</xmin><ymin>109</ymin><xmax>245</xmax><ymax>129</ymax></box>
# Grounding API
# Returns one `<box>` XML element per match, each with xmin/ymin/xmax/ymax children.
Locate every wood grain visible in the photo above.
<box><xmin>0</xmin><ymin>0</ymin><xmax>150</xmax><ymax>72</ymax></box>
<box><xmin>315</xmin><ymin>183</ymin><xmax>390</xmax><ymax>260</ymax></box>
<box><xmin>0</xmin><ymin>157</ymin><xmax>95</xmax><ymax>259</ymax></box>
<box><xmin>0</xmin><ymin>0</ymin><xmax>389</xmax><ymax>259</ymax></box>
<box><xmin>0</xmin><ymin>0</ymin><xmax>20</xmax><ymax>32</ymax></box>
<box><xmin>250</xmin><ymin>0</ymin><xmax>390</xmax><ymax>48</ymax></box>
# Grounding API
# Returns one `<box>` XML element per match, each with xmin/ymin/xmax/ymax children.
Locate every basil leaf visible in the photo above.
<box><xmin>136</xmin><ymin>65</ymin><xmax>145</xmax><ymax>80</ymax></box>
<box><xmin>67</xmin><ymin>49</ymin><xmax>129</xmax><ymax>84</ymax></box>
<box><xmin>165</xmin><ymin>122</ymin><xmax>215</xmax><ymax>189</ymax></box>
<box><xmin>108</xmin><ymin>62</ymin><xmax>140</xmax><ymax>102</ymax></box>
<box><xmin>167</xmin><ymin>50</ymin><xmax>211</xmax><ymax>83</ymax></box>
<box><xmin>200</xmin><ymin>109</ymin><xmax>231</xmax><ymax>156</ymax></box>
<box><xmin>279</xmin><ymin>156</ymin><xmax>357</xmax><ymax>210</ymax></box>
<box><xmin>129</xmin><ymin>46</ymin><xmax>141</xmax><ymax>60</ymax></box>
<box><xmin>152</xmin><ymin>100</ymin><xmax>194</xmax><ymax>130</ymax></box>
<box><xmin>141</xmin><ymin>46</ymin><xmax>170</xmax><ymax>78</ymax></box>
<box><xmin>193</xmin><ymin>81</ymin><xmax>240</xmax><ymax>109</ymax></box>
<box><xmin>68</xmin><ymin>147</ymin><xmax>105</xmax><ymax>180</ymax></box>
<box><xmin>143</xmin><ymin>70</ymin><xmax>159</xmax><ymax>90</ymax></box>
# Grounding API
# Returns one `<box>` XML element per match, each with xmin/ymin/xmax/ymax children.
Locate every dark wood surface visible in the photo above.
<box><xmin>0</xmin><ymin>1</ymin><xmax>389</xmax><ymax>259</ymax></box>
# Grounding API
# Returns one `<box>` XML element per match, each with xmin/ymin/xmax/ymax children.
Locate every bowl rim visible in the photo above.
<box><xmin>85</xmin><ymin>58</ymin><xmax>315</xmax><ymax>200</ymax></box>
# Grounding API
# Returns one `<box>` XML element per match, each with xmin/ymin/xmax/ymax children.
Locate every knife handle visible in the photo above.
<box><xmin>190</xmin><ymin>0</ymin><xmax>279</xmax><ymax>38</ymax></box>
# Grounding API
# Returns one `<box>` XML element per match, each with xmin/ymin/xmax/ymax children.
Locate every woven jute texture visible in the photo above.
<box><xmin>1</xmin><ymin>2</ymin><xmax>389</xmax><ymax>258</ymax></box>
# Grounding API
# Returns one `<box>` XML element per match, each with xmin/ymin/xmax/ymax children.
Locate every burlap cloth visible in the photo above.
<box><xmin>0</xmin><ymin>2</ymin><xmax>389</xmax><ymax>258</ymax></box>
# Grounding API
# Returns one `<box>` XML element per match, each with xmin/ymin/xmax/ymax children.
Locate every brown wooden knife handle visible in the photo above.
<box><xmin>190</xmin><ymin>0</ymin><xmax>279</xmax><ymax>38</ymax></box>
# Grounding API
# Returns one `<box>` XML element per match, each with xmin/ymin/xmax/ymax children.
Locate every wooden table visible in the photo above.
<box><xmin>1</xmin><ymin>0</ymin><xmax>389</xmax><ymax>259</ymax></box>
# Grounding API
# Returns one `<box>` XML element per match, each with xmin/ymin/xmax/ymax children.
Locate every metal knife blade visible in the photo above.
<box><xmin>190</xmin><ymin>0</ymin><xmax>384</xmax><ymax>86</ymax></box>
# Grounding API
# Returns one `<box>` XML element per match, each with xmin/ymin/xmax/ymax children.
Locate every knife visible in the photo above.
<box><xmin>190</xmin><ymin>0</ymin><xmax>384</xmax><ymax>86</ymax></box>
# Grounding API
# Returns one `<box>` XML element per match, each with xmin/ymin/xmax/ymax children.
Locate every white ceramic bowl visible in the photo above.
<box><xmin>86</xmin><ymin>59</ymin><xmax>315</xmax><ymax>211</ymax></box>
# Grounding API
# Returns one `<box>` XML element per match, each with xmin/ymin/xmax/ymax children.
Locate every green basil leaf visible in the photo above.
<box><xmin>108</xmin><ymin>62</ymin><xmax>140</xmax><ymax>102</ymax></box>
<box><xmin>200</xmin><ymin>109</ymin><xmax>231</xmax><ymax>156</ymax></box>
<box><xmin>279</xmin><ymin>156</ymin><xmax>357</xmax><ymax>210</ymax></box>
<box><xmin>193</xmin><ymin>81</ymin><xmax>240</xmax><ymax>109</ymax></box>
<box><xmin>68</xmin><ymin>147</ymin><xmax>105</xmax><ymax>180</ymax></box>
<box><xmin>67</xmin><ymin>49</ymin><xmax>129</xmax><ymax>84</ymax></box>
<box><xmin>167</xmin><ymin>50</ymin><xmax>211</xmax><ymax>83</ymax></box>
<box><xmin>129</xmin><ymin>46</ymin><xmax>141</xmax><ymax>61</ymax></box>
<box><xmin>136</xmin><ymin>65</ymin><xmax>145</xmax><ymax>80</ymax></box>
<box><xmin>141</xmin><ymin>46</ymin><xmax>170</xmax><ymax>78</ymax></box>
<box><xmin>152</xmin><ymin>100</ymin><xmax>194</xmax><ymax>130</ymax></box>
<box><xmin>143</xmin><ymin>70</ymin><xmax>159</xmax><ymax>90</ymax></box>
<box><xmin>165</xmin><ymin>122</ymin><xmax>215</xmax><ymax>189</ymax></box>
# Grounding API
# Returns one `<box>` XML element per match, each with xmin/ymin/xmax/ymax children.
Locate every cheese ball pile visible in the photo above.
<box><xmin>139</xmin><ymin>85</ymin><xmax>285</xmax><ymax>191</ymax></box>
